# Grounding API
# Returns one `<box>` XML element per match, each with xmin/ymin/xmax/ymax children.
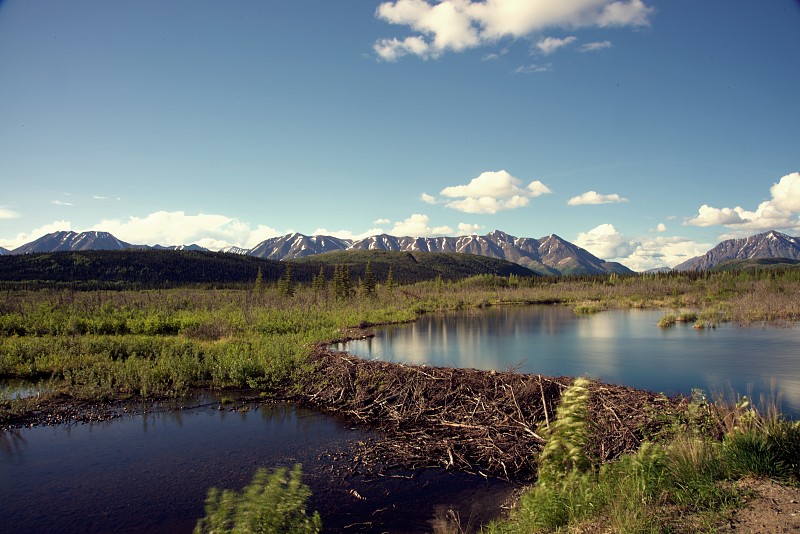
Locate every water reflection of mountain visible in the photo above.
<box><xmin>342</xmin><ymin>306</ymin><xmax>800</xmax><ymax>417</ymax></box>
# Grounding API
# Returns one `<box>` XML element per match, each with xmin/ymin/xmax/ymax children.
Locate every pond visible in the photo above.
<box><xmin>0</xmin><ymin>394</ymin><xmax>512</xmax><ymax>533</ymax></box>
<box><xmin>338</xmin><ymin>306</ymin><xmax>800</xmax><ymax>417</ymax></box>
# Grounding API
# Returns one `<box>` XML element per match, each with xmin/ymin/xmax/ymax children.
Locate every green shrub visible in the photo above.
<box><xmin>194</xmin><ymin>464</ymin><xmax>321</xmax><ymax>534</ymax></box>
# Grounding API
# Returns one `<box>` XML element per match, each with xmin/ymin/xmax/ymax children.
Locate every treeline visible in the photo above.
<box><xmin>0</xmin><ymin>250</ymin><xmax>307</xmax><ymax>290</ymax></box>
<box><xmin>0</xmin><ymin>249</ymin><xmax>535</xmax><ymax>290</ymax></box>
<box><xmin>2</xmin><ymin>249</ymin><xmax>799</xmax><ymax>292</ymax></box>
<box><xmin>293</xmin><ymin>249</ymin><xmax>534</xmax><ymax>283</ymax></box>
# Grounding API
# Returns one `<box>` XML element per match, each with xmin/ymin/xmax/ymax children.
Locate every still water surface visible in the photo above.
<box><xmin>339</xmin><ymin>306</ymin><xmax>800</xmax><ymax>417</ymax></box>
<box><xmin>1</xmin><ymin>395</ymin><xmax>510</xmax><ymax>533</ymax></box>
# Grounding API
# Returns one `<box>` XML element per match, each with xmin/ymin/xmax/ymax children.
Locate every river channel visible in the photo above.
<box><xmin>338</xmin><ymin>306</ymin><xmax>800</xmax><ymax>417</ymax></box>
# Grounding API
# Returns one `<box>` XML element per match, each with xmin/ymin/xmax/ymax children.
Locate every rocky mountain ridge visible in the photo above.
<box><xmin>6</xmin><ymin>230</ymin><xmax>633</xmax><ymax>275</ymax></box>
<box><xmin>674</xmin><ymin>230</ymin><xmax>800</xmax><ymax>271</ymax></box>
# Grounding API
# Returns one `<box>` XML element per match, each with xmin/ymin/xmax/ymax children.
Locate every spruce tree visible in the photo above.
<box><xmin>277</xmin><ymin>263</ymin><xmax>294</xmax><ymax>298</ymax></box>
<box><xmin>362</xmin><ymin>260</ymin><xmax>376</xmax><ymax>296</ymax></box>
<box><xmin>254</xmin><ymin>267</ymin><xmax>264</xmax><ymax>294</ymax></box>
<box><xmin>385</xmin><ymin>266</ymin><xmax>395</xmax><ymax>291</ymax></box>
<box><xmin>312</xmin><ymin>266</ymin><xmax>326</xmax><ymax>293</ymax></box>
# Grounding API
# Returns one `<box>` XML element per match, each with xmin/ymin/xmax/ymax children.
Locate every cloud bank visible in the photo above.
<box><xmin>88</xmin><ymin>211</ymin><xmax>282</xmax><ymax>251</ymax></box>
<box><xmin>686</xmin><ymin>172</ymin><xmax>800</xmax><ymax>233</ymax></box>
<box><xmin>575</xmin><ymin>223</ymin><xmax>710</xmax><ymax>271</ymax></box>
<box><xmin>433</xmin><ymin>170</ymin><xmax>551</xmax><ymax>214</ymax></box>
<box><xmin>374</xmin><ymin>0</ymin><xmax>653</xmax><ymax>60</ymax></box>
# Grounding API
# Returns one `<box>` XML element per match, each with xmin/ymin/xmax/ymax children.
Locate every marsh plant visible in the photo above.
<box><xmin>194</xmin><ymin>464</ymin><xmax>321</xmax><ymax>534</ymax></box>
<box><xmin>489</xmin><ymin>386</ymin><xmax>799</xmax><ymax>533</ymax></box>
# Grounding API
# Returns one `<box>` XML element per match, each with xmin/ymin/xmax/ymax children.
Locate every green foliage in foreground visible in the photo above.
<box><xmin>194</xmin><ymin>464</ymin><xmax>321</xmax><ymax>534</ymax></box>
<box><xmin>488</xmin><ymin>383</ymin><xmax>800</xmax><ymax>533</ymax></box>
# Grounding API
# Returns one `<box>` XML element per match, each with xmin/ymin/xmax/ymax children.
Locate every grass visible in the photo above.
<box><xmin>2</xmin><ymin>272</ymin><xmax>799</xmax><ymax>530</ymax></box>
<box><xmin>487</xmin><ymin>387</ymin><xmax>799</xmax><ymax>533</ymax></box>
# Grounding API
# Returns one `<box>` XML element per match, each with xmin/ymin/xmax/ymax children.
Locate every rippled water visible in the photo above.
<box><xmin>339</xmin><ymin>306</ymin><xmax>800</xmax><ymax>417</ymax></box>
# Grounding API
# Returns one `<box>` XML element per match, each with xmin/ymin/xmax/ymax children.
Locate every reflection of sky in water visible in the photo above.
<box><xmin>341</xmin><ymin>307</ymin><xmax>800</xmax><ymax>417</ymax></box>
<box><xmin>0</xmin><ymin>399</ymin><xmax>364</xmax><ymax>533</ymax></box>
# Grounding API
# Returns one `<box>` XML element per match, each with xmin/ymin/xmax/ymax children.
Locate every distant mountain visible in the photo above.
<box><xmin>250</xmin><ymin>230</ymin><xmax>634</xmax><ymax>276</ymax></box>
<box><xmin>674</xmin><ymin>230</ymin><xmax>800</xmax><ymax>271</ymax></box>
<box><xmin>248</xmin><ymin>233</ymin><xmax>351</xmax><ymax>260</ymax></box>
<box><xmin>0</xmin><ymin>246</ymin><xmax>8</xmax><ymax>255</ymax></box>
<box><xmin>9</xmin><ymin>231</ymin><xmax>208</xmax><ymax>255</ymax></box>
<box><xmin>8</xmin><ymin>229</ymin><xmax>635</xmax><ymax>275</ymax></box>
<box><xmin>151</xmin><ymin>244</ymin><xmax>209</xmax><ymax>252</ymax></box>
<box><xmin>12</xmin><ymin>231</ymin><xmax>132</xmax><ymax>254</ymax></box>
<box><xmin>220</xmin><ymin>245</ymin><xmax>249</xmax><ymax>255</ymax></box>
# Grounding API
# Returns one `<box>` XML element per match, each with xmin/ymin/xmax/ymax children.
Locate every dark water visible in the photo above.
<box><xmin>0</xmin><ymin>395</ymin><xmax>512</xmax><ymax>533</ymax></box>
<box><xmin>339</xmin><ymin>306</ymin><xmax>800</xmax><ymax>417</ymax></box>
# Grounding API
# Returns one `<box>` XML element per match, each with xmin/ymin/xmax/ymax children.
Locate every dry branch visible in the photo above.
<box><xmin>301</xmin><ymin>345</ymin><xmax>686</xmax><ymax>482</ymax></box>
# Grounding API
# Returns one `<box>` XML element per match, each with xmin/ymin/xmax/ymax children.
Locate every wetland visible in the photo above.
<box><xmin>2</xmin><ymin>270</ymin><xmax>799</xmax><ymax>532</ymax></box>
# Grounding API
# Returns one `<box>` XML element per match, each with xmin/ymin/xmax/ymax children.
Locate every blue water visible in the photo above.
<box><xmin>339</xmin><ymin>306</ymin><xmax>800</xmax><ymax>417</ymax></box>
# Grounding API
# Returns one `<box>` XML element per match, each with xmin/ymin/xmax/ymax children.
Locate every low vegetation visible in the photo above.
<box><xmin>194</xmin><ymin>464</ymin><xmax>321</xmax><ymax>534</ymax></box>
<box><xmin>486</xmin><ymin>383</ymin><xmax>800</xmax><ymax>533</ymax></box>
<box><xmin>2</xmin><ymin>267</ymin><xmax>799</xmax><ymax>531</ymax></box>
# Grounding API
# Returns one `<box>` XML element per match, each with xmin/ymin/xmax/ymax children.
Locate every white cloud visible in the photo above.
<box><xmin>457</xmin><ymin>223</ymin><xmax>483</xmax><ymax>235</ymax></box>
<box><xmin>88</xmin><ymin>211</ymin><xmax>281</xmax><ymax>250</ymax></box>
<box><xmin>373</xmin><ymin>218</ymin><xmax>391</xmax><ymax>225</ymax></box>
<box><xmin>575</xmin><ymin>223</ymin><xmax>711</xmax><ymax>271</ymax></box>
<box><xmin>420</xmin><ymin>192</ymin><xmax>437</xmax><ymax>204</ymax></box>
<box><xmin>655</xmin><ymin>223</ymin><xmax>667</xmax><ymax>233</ymax></box>
<box><xmin>769</xmin><ymin>172</ymin><xmax>800</xmax><ymax>212</ymax></box>
<box><xmin>435</xmin><ymin>170</ymin><xmax>552</xmax><ymax>214</ymax></box>
<box><xmin>686</xmin><ymin>172</ymin><xmax>800</xmax><ymax>232</ymax></box>
<box><xmin>390</xmin><ymin>213</ymin><xmax>452</xmax><ymax>236</ymax></box>
<box><xmin>579</xmin><ymin>40</ymin><xmax>612</xmax><ymax>52</ymax></box>
<box><xmin>536</xmin><ymin>36</ymin><xmax>576</xmax><ymax>55</ymax></box>
<box><xmin>567</xmin><ymin>191</ymin><xmax>628</xmax><ymax>206</ymax></box>
<box><xmin>575</xmin><ymin>223</ymin><xmax>638</xmax><ymax>260</ymax></box>
<box><xmin>51</xmin><ymin>200</ymin><xmax>74</xmax><ymax>207</ymax></box>
<box><xmin>374</xmin><ymin>36</ymin><xmax>432</xmax><ymax>61</ymax></box>
<box><xmin>687</xmin><ymin>205</ymin><xmax>744</xmax><ymax>227</ymax></box>
<box><xmin>374</xmin><ymin>0</ymin><xmax>653</xmax><ymax>60</ymax></box>
<box><xmin>515</xmin><ymin>63</ymin><xmax>552</xmax><ymax>74</ymax></box>
<box><xmin>2</xmin><ymin>220</ymin><xmax>72</xmax><ymax>250</ymax></box>
<box><xmin>0</xmin><ymin>207</ymin><xmax>21</xmax><ymax>220</ymax></box>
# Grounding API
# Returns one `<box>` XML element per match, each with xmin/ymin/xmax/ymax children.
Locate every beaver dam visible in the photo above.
<box><xmin>302</xmin><ymin>344</ymin><xmax>691</xmax><ymax>483</ymax></box>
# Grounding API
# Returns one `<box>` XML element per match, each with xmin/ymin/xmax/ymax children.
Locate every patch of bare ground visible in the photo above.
<box><xmin>721</xmin><ymin>478</ymin><xmax>800</xmax><ymax>533</ymax></box>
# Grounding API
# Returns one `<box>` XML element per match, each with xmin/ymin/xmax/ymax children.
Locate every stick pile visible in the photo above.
<box><xmin>303</xmin><ymin>346</ymin><xmax>684</xmax><ymax>482</ymax></box>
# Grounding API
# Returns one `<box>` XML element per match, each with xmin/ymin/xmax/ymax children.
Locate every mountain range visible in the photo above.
<box><xmin>3</xmin><ymin>230</ymin><xmax>634</xmax><ymax>276</ymax></box>
<box><xmin>673</xmin><ymin>230</ymin><xmax>800</xmax><ymax>271</ymax></box>
<box><xmin>4</xmin><ymin>229</ymin><xmax>800</xmax><ymax>273</ymax></box>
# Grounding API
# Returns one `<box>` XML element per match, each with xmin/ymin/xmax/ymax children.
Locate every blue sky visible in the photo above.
<box><xmin>1</xmin><ymin>0</ymin><xmax>798</xmax><ymax>270</ymax></box>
